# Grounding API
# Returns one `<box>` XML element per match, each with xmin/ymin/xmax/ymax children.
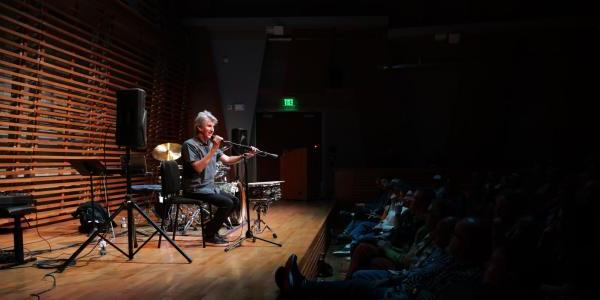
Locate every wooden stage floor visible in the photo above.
<box><xmin>0</xmin><ymin>200</ymin><xmax>332</xmax><ymax>299</ymax></box>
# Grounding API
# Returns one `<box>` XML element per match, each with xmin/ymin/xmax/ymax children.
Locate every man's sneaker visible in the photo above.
<box><xmin>205</xmin><ymin>235</ymin><xmax>228</xmax><ymax>245</ymax></box>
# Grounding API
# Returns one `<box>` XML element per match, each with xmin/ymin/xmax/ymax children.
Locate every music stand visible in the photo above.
<box><xmin>69</xmin><ymin>160</ymin><xmax>112</xmax><ymax>235</ymax></box>
<box><xmin>59</xmin><ymin>148</ymin><xmax>191</xmax><ymax>272</ymax></box>
<box><xmin>225</xmin><ymin>142</ymin><xmax>282</xmax><ymax>252</ymax></box>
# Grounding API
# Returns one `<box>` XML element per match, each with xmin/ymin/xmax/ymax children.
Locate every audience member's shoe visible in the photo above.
<box><xmin>280</xmin><ymin>254</ymin><xmax>306</xmax><ymax>294</ymax></box>
<box><xmin>343</xmin><ymin>243</ymin><xmax>352</xmax><ymax>250</ymax></box>
<box><xmin>205</xmin><ymin>234</ymin><xmax>228</xmax><ymax>245</ymax></box>
<box><xmin>288</xmin><ymin>254</ymin><xmax>305</xmax><ymax>284</ymax></box>
<box><xmin>281</xmin><ymin>255</ymin><xmax>295</xmax><ymax>293</ymax></box>
<box><xmin>274</xmin><ymin>266</ymin><xmax>285</xmax><ymax>289</ymax></box>
<box><xmin>332</xmin><ymin>249</ymin><xmax>351</xmax><ymax>257</ymax></box>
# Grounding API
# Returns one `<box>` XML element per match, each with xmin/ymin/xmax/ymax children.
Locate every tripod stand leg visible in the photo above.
<box><xmin>264</xmin><ymin>223</ymin><xmax>277</xmax><ymax>239</ymax></box>
<box><xmin>57</xmin><ymin>228</ymin><xmax>100</xmax><ymax>272</ymax></box>
<box><xmin>252</xmin><ymin>235</ymin><xmax>282</xmax><ymax>247</ymax></box>
<box><xmin>99</xmin><ymin>233</ymin><xmax>129</xmax><ymax>257</ymax></box>
<box><xmin>133</xmin><ymin>231</ymin><xmax>159</xmax><ymax>256</ymax></box>
<box><xmin>128</xmin><ymin>202</ymin><xmax>135</xmax><ymax>258</ymax></box>
<box><xmin>253</xmin><ymin>218</ymin><xmax>278</xmax><ymax>239</ymax></box>
<box><xmin>130</xmin><ymin>201</ymin><xmax>192</xmax><ymax>263</ymax></box>
<box><xmin>58</xmin><ymin>202</ymin><xmax>129</xmax><ymax>272</ymax></box>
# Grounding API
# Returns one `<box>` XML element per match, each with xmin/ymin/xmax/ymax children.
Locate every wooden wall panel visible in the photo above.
<box><xmin>0</xmin><ymin>0</ymin><xmax>191</xmax><ymax>228</ymax></box>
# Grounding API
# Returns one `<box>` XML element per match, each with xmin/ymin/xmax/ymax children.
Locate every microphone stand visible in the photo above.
<box><xmin>224</xmin><ymin>142</ymin><xmax>282</xmax><ymax>252</ymax></box>
<box><xmin>223</xmin><ymin>141</ymin><xmax>279</xmax><ymax>158</ymax></box>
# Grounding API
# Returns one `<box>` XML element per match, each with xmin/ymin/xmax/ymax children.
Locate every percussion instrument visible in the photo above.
<box><xmin>246</xmin><ymin>181</ymin><xmax>284</xmax><ymax>202</ymax></box>
<box><xmin>151</xmin><ymin>143</ymin><xmax>181</xmax><ymax>161</ymax></box>
<box><xmin>244</xmin><ymin>181</ymin><xmax>283</xmax><ymax>238</ymax></box>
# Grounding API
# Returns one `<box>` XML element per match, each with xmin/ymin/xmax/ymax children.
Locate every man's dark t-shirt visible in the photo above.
<box><xmin>181</xmin><ymin>137</ymin><xmax>223</xmax><ymax>194</ymax></box>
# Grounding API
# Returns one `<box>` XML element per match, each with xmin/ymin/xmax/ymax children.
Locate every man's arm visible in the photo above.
<box><xmin>219</xmin><ymin>146</ymin><xmax>257</xmax><ymax>165</ymax></box>
<box><xmin>190</xmin><ymin>147</ymin><xmax>217</xmax><ymax>173</ymax></box>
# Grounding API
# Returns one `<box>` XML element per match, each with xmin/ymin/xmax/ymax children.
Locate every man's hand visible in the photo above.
<box><xmin>242</xmin><ymin>146</ymin><xmax>258</xmax><ymax>158</ymax></box>
<box><xmin>212</xmin><ymin>135</ymin><xmax>223</xmax><ymax>148</ymax></box>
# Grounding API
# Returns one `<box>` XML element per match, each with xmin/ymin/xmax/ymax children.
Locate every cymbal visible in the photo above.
<box><xmin>151</xmin><ymin>143</ymin><xmax>182</xmax><ymax>161</ymax></box>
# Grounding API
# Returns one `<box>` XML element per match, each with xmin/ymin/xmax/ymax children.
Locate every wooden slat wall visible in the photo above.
<box><xmin>0</xmin><ymin>0</ymin><xmax>191</xmax><ymax>227</ymax></box>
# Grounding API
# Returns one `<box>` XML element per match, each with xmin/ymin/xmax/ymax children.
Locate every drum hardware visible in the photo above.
<box><xmin>249</xmin><ymin>199</ymin><xmax>277</xmax><ymax>238</ymax></box>
<box><xmin>181</xmin><ymin>205</ymin><xmax>205</xmax><ymax>234</ymax></box>
<box><xmin>163</xmin><ymin>203</ymin><xmax>209</xmax><ymax>235</ymax></box>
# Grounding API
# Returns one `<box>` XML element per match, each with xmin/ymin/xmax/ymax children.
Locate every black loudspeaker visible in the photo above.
<box><xmin>116</xmin><ymin>88</ymin><xmax>147</xmax><ymax>149</ymax></box>
<box><xmin>231</xmin><ymin>128</ymin><xmax>247</xmax><ymax>155</ymax></box>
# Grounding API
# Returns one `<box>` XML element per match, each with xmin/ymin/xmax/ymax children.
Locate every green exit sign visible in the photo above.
<box><xmin>281</xmin><ymin>97</ymin><xmax>297</xmax><ymax>111</ymax></box>
<box><xmin>282</xmin><ymin>97</ymin><xmax>295</xmax><ymax>107</ymax></box>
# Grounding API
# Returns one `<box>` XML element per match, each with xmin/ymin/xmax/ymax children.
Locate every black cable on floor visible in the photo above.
<box><xmin>28</xmin><ymin>210</ymin><xmax>52</xmax><ymax>253</ymax></box>
<box><xmin>30</xmin><ymin>271</ymin><xmax>57</xmax><ymax>300</ymax></box>
<box><xmin>33</xmin><ymin>238</ymin><xmax>100</xmax><ymax>269</ymax></box>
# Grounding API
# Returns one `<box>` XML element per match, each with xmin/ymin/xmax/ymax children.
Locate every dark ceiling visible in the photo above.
<box><xmin>168</xmin><ymin>0</ymin><xmax>595</xmax><ymax>28</ymax></box>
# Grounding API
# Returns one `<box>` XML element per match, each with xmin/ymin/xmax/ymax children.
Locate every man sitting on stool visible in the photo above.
<box><xmin>181</xmin><ymin>110</ymin><xmax>256</xmax><ymax>244</ymax></box>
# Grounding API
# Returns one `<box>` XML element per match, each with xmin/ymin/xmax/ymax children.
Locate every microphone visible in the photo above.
<box><xmin>210</xmin><ymin>135</ymin><xmax>230</xmax><ymax>143</ymax></box>
<box><xmin>260</xmin><ymin>151</ymin><xmax>278</xmax><ymax>158</ymax></box>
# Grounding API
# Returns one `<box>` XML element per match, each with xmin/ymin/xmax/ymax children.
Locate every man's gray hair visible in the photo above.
<box><xmin>194</xmin><ymin>110</ymin><xmax>218</xmax><ymax>129</ymax></box>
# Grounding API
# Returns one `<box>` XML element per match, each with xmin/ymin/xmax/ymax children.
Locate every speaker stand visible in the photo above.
<box><xmin>58</xmin><ymin>148</ymin><xmax>191</xmax><ymax>272</ymax></box>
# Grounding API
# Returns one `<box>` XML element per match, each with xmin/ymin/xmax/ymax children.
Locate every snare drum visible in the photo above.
<box><xmin>247</xmin><ymin>181</ymin><xmax>284</xmax><ymax>202</ymax></box>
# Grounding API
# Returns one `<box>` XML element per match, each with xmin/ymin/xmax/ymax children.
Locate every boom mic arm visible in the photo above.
<box><xmin>224</xmin><ymin>141</ymin><xmax>278</xmax><ymax>158</ymax></box>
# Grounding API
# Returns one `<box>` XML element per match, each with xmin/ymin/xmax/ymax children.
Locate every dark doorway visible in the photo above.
<box><xmin>255</xmin><ymin>112</ymin><xmax>322</xmax><ymax>200</ymax></box>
